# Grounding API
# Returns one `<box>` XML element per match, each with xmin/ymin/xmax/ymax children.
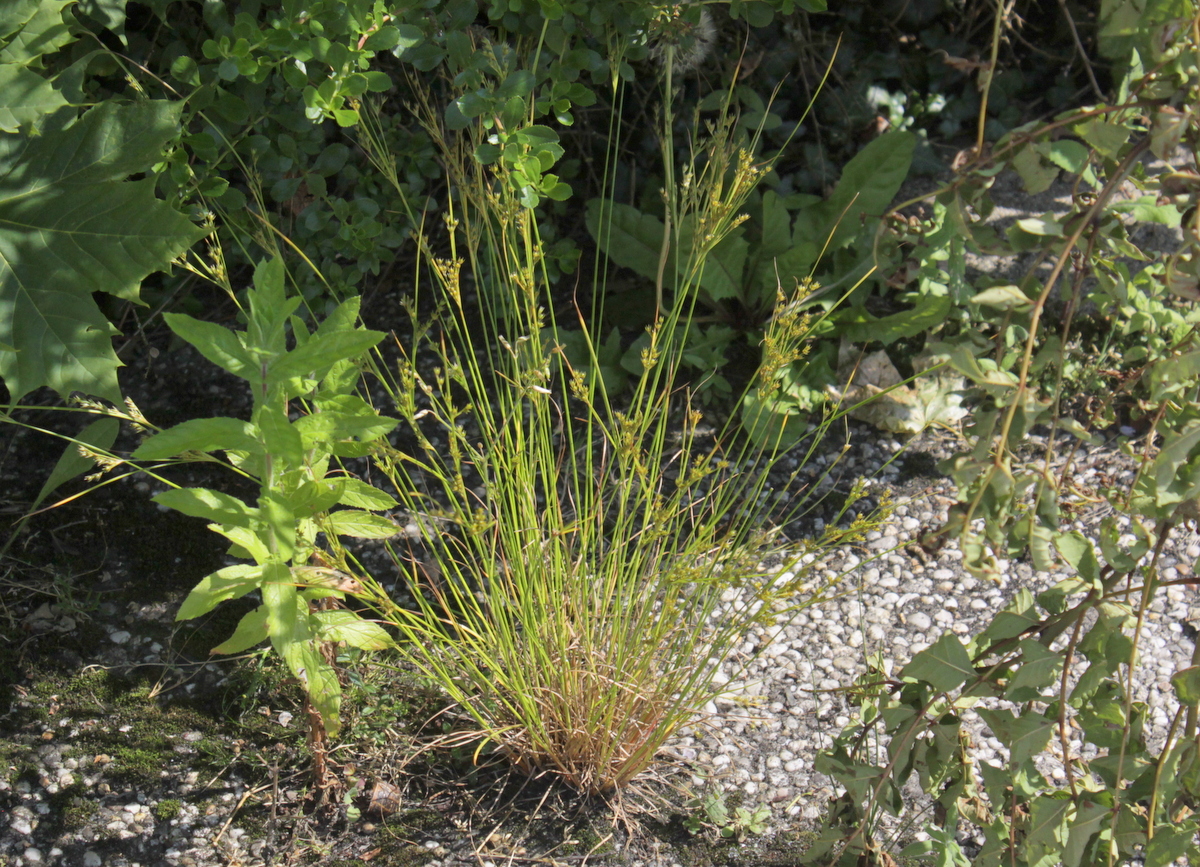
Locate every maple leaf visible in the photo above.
<box><xmin>0</xmin><ymin>100</ymin><xmax>207</xmax><ymax>402</ymax></box>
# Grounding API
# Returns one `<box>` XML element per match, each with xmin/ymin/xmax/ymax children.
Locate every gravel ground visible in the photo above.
<box><xmin>2</xmin><ymin>153</ymin><xmax>1196</xmax><ymax>865</ymax></box>
<box><xmin>1</xmin><ymin>412</ymin><xmax>1195</xmax><ymax>867</ymax></box>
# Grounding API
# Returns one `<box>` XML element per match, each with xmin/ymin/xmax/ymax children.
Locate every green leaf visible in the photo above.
<box><xmin>1044</xmin><ymin>140</ymin><xmax>1090</xmax><ymax>174</ymax></box>
<box><xmin>152</xmin><ymin>487</ymin><xmax>256</xmax><ymax>528</ymax></box>
<box><xmin>760</xmin><ymin>190</ymin><xmax>792</xmax><ymax>258</ymax></box>
<box><xmin>0</xmin><ymin>65</ymin><xmax>68</xmax><ymax>131</ymax></box>
<box><xmin>254</xmin><ymin>404</ymin><xmax>304</xmax><ymax>469</ymax></box>
<box><xmin>163</xmin><ymin>313</ymin><xmax>256</xmax><ymax>380</ymax></box>
<box><xmin>1023</xmin><ymin>794</ymin><xmax>1070</xmax><ymax>864</ymax></box>
<box><xmin>176</xmin><ymin>564</ymin><xmax>263</xmax><ymax>620</ymax></box>
<box><xmin>793</xmin><ymin>130</ymin><xmax>915</xmax><ymax>253</ymax></box>
<box><xmin>132</xmin><ymin>417</ymin><xmax>262</xmax><ymax>460</ymax></box>
<box><xmin>259</xmin><ymin>491</ymin><xmax>295</xmax><ymax>561</ymax></box>
<box><xmin>1062</xmin><ymin>799</ymin><xmax>1108</xmax><ymax>867</ymax></box>
<box><xmin>1055</xmin><ymin>532</ymin><xmax>1100</xmax><ymax>586</ymax></box>
<box><xmin>302</xmin><ymin>394</ymin><xmax>397</xmax><ymax>443</ymax></box>
<box><xmin>976</xmin><ymin>589</ymin><xmax>1039</xmax><ymax>648</ymax></box>
<box><xmin>210</xmin><ymin>606</ymin><xmax>269</xmax><ymax>654</ymax></box>
<box><xmin>1171</xmin><ymin>666</ymin><xmax>1200</xmax><ymax>705</ymax></box>
<box><xmin>586</xmin><ymin>199</ymin><xmax>665</xmax><ymax>282</ymax></box>
<box><xmin>31</xmin><ymin>417</ymin><xmax>118</xmax><ymax>512</ymax></box>
<box><xmin>211</xmin><ymin>524</ymin><xmax>271</xmax><ymax>564</ymax></box>
<box><xmin>312</xmin><ymin>610</ymin><xmax>394</xmax><ymax>650</ymax></box>
<box><xmin>695</xmin><ymin>232</ymin><xmax>749</xmax><ymax>301</ymax></box>
<box><xmin>268</xmin><ymin>328</ymin><xmax>385</xmax><ymax>384</ymax></box>
<box><xmin>1074</xmin><ymin>118</ymin><xmax>1132</xmax><ymax>158</ymax></box>
<box><xmin>1004</xmin><ymin>639</ymin><xmax>1063</xmax><ymax>701</ymax></box>
<box><xmin>263</xmin><ymin>575</ymin><xmax>343</xmax><ymax>736</ymax></box>
<box><xmin>904</xmin><ymin>632</ymin><xmax>974</xmax><ymax>693</ymax></box>
<box><xmin>337</xmin><ymin>478</ymin><xmax>398</xmax><ymax>510</ymax></box>
<box><xmin>326</xmin><ymin>509</ymin><xmax>398</xmax><ymax>539</ymax></box>
<box><xmin>1012</xmin><ymin>145</ymin><xmax>1058</xmax><ymax>194</ymax></box>
<box><xmin>0</xmin><ymin>0</ymin><xmax>74</xmax><ymax>67</ymax></box>
<box><xmin>971</xmin><ymin>285</ymin><xmax>1034</xmax><ymax>312</ymax></box>
<box><xmin>837</xmin><ymin>292</ymin><xmax>952</xmax><ymax>344</ymax></box>
<box><xmin>979</xmin><ymin>707</ymin><xmax>1054</xmax><ymax>765</ymax></box>
<box><xmin>1145</xmin><ymin>821</ymin><xmax>1198</xmax><ymax>867</ymax></box>
<box><xmin>0</xmin><ymin>100</ymin><xmax>206</xmax><ymax>402</ymax></box>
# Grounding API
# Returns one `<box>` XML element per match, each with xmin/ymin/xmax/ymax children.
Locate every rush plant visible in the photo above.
<box><xmin>351</xmin><ymin>69</ymin><xmax>873</xmax><ymax>794</ymax></box>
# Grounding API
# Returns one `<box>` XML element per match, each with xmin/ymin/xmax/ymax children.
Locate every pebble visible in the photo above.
<box><xmin>907</xmin><ymin>611</ymin><xmax>932</xmax><ymax>631</ymax></box>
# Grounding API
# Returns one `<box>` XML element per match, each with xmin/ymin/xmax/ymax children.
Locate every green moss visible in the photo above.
<box><xmin>44</xmin><ymin>783</ymin><xmax>100</xmax><ymax>833</ymax></box>
<box><xmin>155</xmin><ymin>799</ymin><xmax>183</xmax><ymax>821</ymax></box>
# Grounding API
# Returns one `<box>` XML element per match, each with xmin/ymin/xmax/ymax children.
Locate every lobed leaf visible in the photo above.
<box><xmin>0</xmin><ymin>100</ymin><xmax>206</xmax><ymax>402</ymax></box>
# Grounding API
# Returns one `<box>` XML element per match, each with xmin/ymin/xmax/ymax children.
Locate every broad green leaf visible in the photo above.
<box><xmin>259</xmin><ymin>491</ymin><xmax>295</xmax><ymax>561</ymax></box>
<box><xmin>904</xmin><ymin>632</ymin><xmax>974</xmax><ymax>693</ymax></box>
<box><xmin>1171</xmin><ymin>666</ymin><xmax>1200</xmax><ymax>705</ymax></box>
<box><xmin>263</xmin><ymin>577</ymin><xmax>341</xmax><ymax>736</ymax></box>
<box><xmin>837</xmin><ymin>293</ymin><xmax>951</xmax><ymax>344</ymax></box>
<box><xmin>31</xmin><ymin>417</ymin><xmax>118</xmax><ymax>512</ymax></box>
<box><xmin>210</xmin><ymin>606</ymin><xmax>269</xmax><ymax>654</ymax></box>
<box><xmin>685</xmin><ymin>228</ymin><xmax>748</xmax><ymax>301</ymax></box>
<box><xmin>176</xmin><ymin>564</ymin><xmax>263</xmax><ymax>620</ymax></box>
<box><xmin>740</xmin><ymin>385</ymin><xmax>807</xmax><ymax>452</ymax></box>
<box><xmin>1005</xmin><ymin>639</ymin><xmax>1063</xmax><ymax>701</ymax></box>
<box><xmin>1012</xmin><ymin>145</ymin><xmax>1058</xmax><ymax>194</ymax></box>
<box><xmin>1044</xmin><ymin>139</ymin><xmax>1090</xmax><ymax>174</ymax></box>
<box><xmin>586</xmin><ymin>199</ymin><xmax>666</xmax><ymax>282</ymax></box>
<box><xmin>0</xmin><ymin>0</ymin><xmax>44</xmax><ymax>39</ymax></box>
<box><xmin>326</xmin><ymin>509</ymin><xmax>399</xmax><ymax>539</ymax></box>
<box><xmin>760</xmin><ymin>190</ymin><xmax>792</xmax><ymax>258</ymax></box>
<box><xmin>979</xmin><ymin>707</ymin><xmax>1055</xmax><ymax>765</ymax></box>
<box><xmin>211</xmin><ymin>524</ymin><xmax>271</xmax><ymax>564</ymax></box>
<box><xmin>312</xmin><ymin>610</ymin><xmax>394</xmax><ymax>650</ymax></box>
<box><xmin>1023</xmin><ymin>794</ymin><xmax>1071</xmax><ymax>864</ymax></box>
<box><xmin>0</xmin><ymin>100</ymin><xmax>206</xmax><ymax>402</ymax></box>
<box><xmin>1074</xmin><ymin>118</ymin><xmax>1132</xmax><ymax>159</ymax></box>
<box><xmin>254</xmin><ymin>404</ymin><xmax>304</xmax><ymax>469</ymax></box>
<box><xmin>268</xmin><ymin>328</ymin><xmax>385</xmax><ymax>384</ymax></box>
<box><xmin>1145</xmin><ymin>821</ymin><xmax>1197</xmax><ymax>867</ymax></box>
<box><xmin>975</xmin><ymin>589</ymin><xmax>1040</xmax><ymax>648</ymax></box>
<box><xmin>0</xmin><ymin>0</ymin><xmax>74</xmax><ymax>66</ymax></box>
<box><xmin>0</xmin><ymin>65</ymin><xmax>67</xmax><ymax>131</ymax></box>
<box><xmin>247</xmin><ymin>256</ymin><xmax>291</xmax><ymax>354</ymax></box>
<box><xmin>303</xmin><ymin>394</ymin><xmax>397</xmax><ymax>443</ymax></box>
<box><xmin>971</xmin><ymin>285</ymin><xmax>1034</xmax><ymax>312</ymax></box>
<box><xmin>1055</xmin><ymin>532</ymin><xmax>1101</xmax><ymax>585</ymax></box>
<box><xmin>793</xmin><ymin>130</ymin><xmax>915</xmax><ymax>253</ymax></box>
<box><xmin>132</xmin><ymin>417</ymin><xmax>262</xmax><ymax>460</ymax></box>
<box><xmin>153</xmin><ymin>486</ymin><xmax>256</xmax><ymax>528</ymax></box>
<box><xmin>337</xmin><ymin>478</ymin><xmax>398</xmax><ymax>510</ymax></box>
<box><xmin>162</xmin><ymin>313</ymin><xmax>256</xmax><ymax>380</ymax></box>
<box><xmin>1062</xmin><ymin>799</ymin><xmax>1108</xmax><ymax>867</ymax></box>
<box><xmin>1016</xmin><ymin>215</ymin><xmax>1064</xmax><ymax>236</ymax></box>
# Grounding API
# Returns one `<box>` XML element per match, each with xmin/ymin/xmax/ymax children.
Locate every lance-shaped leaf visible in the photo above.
<box><xmin>0</xmin><ymin>100</ymin><xmax>207</xmax><ymax>403</ymax></box>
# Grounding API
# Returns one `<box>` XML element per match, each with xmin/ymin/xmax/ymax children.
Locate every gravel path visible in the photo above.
<box><xmin>2</xmin><ymin>417</ymin><xmax>1195</xmax><ymax>867</ymax></box>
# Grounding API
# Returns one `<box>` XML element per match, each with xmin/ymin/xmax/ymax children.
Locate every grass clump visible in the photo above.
<box><xmin>345</xmin><ymin>73</ymin><xmax>870</xmax><ymax>797</ymax></box>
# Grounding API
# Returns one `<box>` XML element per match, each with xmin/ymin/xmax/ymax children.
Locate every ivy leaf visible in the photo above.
<box><xmin>0</xmin><ymin>100</ymin><xmax>206</xmax><ymax>403</ymax></box>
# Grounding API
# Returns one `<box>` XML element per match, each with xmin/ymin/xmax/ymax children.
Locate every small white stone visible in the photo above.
<box><xmin>109</xmin><ymin>630</ymin><xmax>131</xmax><ymax>644</ymax></box>
<box><xmin>907</xmin><ymin>612</ymin><xmax>932</xmax><ymax>631</ymax></box>
<box><xmin>83</xmin><ymin>852</ymin><xmax>103</xmax><ymax>867</ymax></box>
<box><xmin>24</xmin><ymin>848</ymin><xmax>43</xmax><ymax>864</ymax></box>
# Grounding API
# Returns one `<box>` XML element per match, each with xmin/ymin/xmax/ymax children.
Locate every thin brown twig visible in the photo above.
<box><xmin>1056</xmin><ymin>0</ymin><xmax>1106</xmax><ymax>101</ymax></box>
